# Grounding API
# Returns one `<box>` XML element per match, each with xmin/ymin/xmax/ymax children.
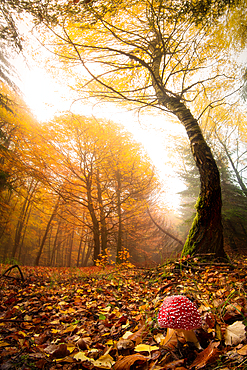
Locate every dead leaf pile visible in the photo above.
<box><xmin>1</xmin><ymin>256</ymin><xmax>247</xmax><ymax>369</ymax></box>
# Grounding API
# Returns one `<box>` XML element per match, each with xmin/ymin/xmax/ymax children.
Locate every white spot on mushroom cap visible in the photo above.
<box><xmin>157</xmin><ymin>295</ymin><xmax>202</xmax><ymax>330</ymax></box>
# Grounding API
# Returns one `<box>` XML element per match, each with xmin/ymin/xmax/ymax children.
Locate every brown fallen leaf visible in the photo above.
<box><xmin>34</xmin><ymin>331</ymin><xmax>50</xmax><ymax>345</ymax></box>
<box><xmin>128</xmin><ymin>325</ymin><xmax>149</xmax><ymax>344</ymax></box>
<box><xmin>113</xmin><ymin>354</ymin><xmax>148</xmax><ymax>370</ymax></box>
<box><xmin>225</xmin><ymin>321</ymin><xmax>246</xmax><ymax>345</ymax></box>
<box><xmin>237</xmin><ymin>344</ymin><xmax>247</xmax><ymax>356</ymax></box>
<box><xmin>189</xmin><ymin>341</ymin><xmax>221</xmax><ymax>369</ymax></box>
<box><xmin>117</xmin><ymin>338</ymin><xmax>135</xmax><ymax>350</ymax></box>
<box><xmin>44</xmin><ymin>343</ymin><xmax>70</xmax><ymax>359</ymax></box>
<box><xmin>162</xmin><ymin>359</ymin><xmax>185</xmax><ymax>369</ymax></box>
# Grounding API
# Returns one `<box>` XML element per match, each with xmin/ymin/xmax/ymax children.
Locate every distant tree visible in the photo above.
<box><xmin>33</xmin><ymin>114</ymin><xmax>160</xmax><ymax>263</ymax></box>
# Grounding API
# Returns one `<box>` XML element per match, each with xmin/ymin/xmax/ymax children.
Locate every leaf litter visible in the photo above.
<box><xmin>1</xmin><ymin>256</ymin><xmax>247</xmax><ymax>369</ymax></box>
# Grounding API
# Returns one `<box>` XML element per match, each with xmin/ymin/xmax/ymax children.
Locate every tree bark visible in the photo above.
<box><xmin>67</xmin><ymin>229</ymin><xmax>74</xmax><ymax>267</ymax></box>
<box><xmin>178</xmin><ymin>106</ymin><xmax>225</xmax><ymax>259</ymax></box>
<box><xmin>150</xmin><ymin>38</ymin><xmax>226</xmax><ymax>260</ymax></box>
<box><xmin>77</xmin><ymin>229</ymin><xmax>84</xmax><ymax>267</ymax></box>
<box><xmin>96</xmin><ymin>170</ymin><xmax>108</xmax><ymax>254</ymax></box>
<box><xmin>12</xmin><ymin>180</ymin><xmax>37</xmax><ymax>259</ymax></box>
<box><xmin>116</xmin><ymin>169</ymin><xmax>122</xmax><ymax>263</ymax></box>
<box><xmin>35</xmin><ymin>196</ymin><xmax>60</xmax><ymax>266</ymax></box>
<box><xmin>86</xmin><ymin>174</ymin><xmax>100</xmax><ymax>263</ymax></box>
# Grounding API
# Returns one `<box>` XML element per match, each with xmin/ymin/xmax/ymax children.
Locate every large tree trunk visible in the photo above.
<box><xmin>150</xmin><ymin>40</ymin><xmax>226</xmax><ymax>260</ymax></box>
<box><xmin>176</xmin><ymin>104</ymin><xmax>226</xmax><ymax>259</ymax></box>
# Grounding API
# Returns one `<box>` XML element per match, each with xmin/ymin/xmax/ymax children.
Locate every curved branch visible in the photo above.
<box><xmin>147</xmin><ymin>207</ymin><xmax>184</xmax><ymax>246</ymax></box>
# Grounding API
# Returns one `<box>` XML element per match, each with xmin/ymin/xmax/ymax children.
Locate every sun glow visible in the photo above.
<box><xmin>17</xmin><ymin>57</ymin><xmax>186</xmax><ymax>212</ymax></box>
<box><xmin>19</xmin><ymin>65</ymin><xmax>71</xmax><ymax>122</ymax></box>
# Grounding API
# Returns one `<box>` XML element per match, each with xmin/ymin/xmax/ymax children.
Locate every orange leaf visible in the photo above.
<box><xmin>114</xmin><ymin>354</ymin><xmax>148</xmax><ymax>370</ymax></box>
<box><xmin>189</xmin><ymin>341</ymin><xmax>221</xmax><ymax>369</ymax></box>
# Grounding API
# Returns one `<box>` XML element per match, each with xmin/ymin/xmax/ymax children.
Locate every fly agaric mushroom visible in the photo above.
<box><xmin>157</xmin><ymin>295</ymin><xmax>202</xmax><ymax>348</ymax></box>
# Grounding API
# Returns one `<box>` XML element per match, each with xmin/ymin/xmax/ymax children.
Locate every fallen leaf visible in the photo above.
<box><xmin>237</xmin><ymin>343</ymin><xmax>247</xmax><ymax>355</ymax></box>
<box><xmin>34</xmin><ymin>332</ymin><xmax>50</xmax><ymax>345</ymax></box>
<box><xmin>128</xmin><ymin>325</ymin><xmax>149</xmax><ymax>344</ymax></box>
<box><xmin>189</xmin><ymin>341</ymin><xmax>221</xmax><ymax>369</ymax></box>
<box><xmin>134</xmin><ymin>344</ymin><xmax>159</xmax><ymax>353</ymax></box>
<box><xmin>154</xmin><ymin>333</ymin><xmax>166</xmax><ymax>344</ymax></box>
<box><xmin>113</xmin><ymin>354</ymin><xmax>148</xmax><ymax>370</ymax></box>
<box><xmin>163</xmin><ymin>360</ymin><xmax>186</xmax><ymax>369</ymax></box>
<box><xmin>122</xmin><ymin>331</ymin><xmax>134</xmax><ymax>339</ymax></box>
<box><xmin>117</xmin><ymin>338</ymin><xmax>134</xmax><ymax>350</ymax></box>
<box><xmin>74</xmin><ymin>351</ymin><xmax>91</xmax><ymax>361</ymax></box>
<box><xmin>93</xmin><ymin>353</ymin><xmax>115</xmax><ymax>369</ymax></box>
<box><xmin>225</xmin><ymin>321</ymin><xmax>246</xmax><ymax>345</ymax></box>
<box><xmin>44</xmin><ymin>343</ymin><xmax>70</xmax><ymax>358</ymax></box>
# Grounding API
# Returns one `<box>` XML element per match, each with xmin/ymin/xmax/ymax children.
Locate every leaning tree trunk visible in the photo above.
<box><xmin>177</xmin><ymin>105</ymin><xmax>225</xmax><ymax>259</ymax></box>
<box><xmin>150</xmin><ymin>40</ymin><xmax>227</xmax><ymax>260</ymax></box>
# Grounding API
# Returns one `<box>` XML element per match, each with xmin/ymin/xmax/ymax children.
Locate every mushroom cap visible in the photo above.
<box><xmin>157</xmin><ymin>295</ymin><xmax>202</xmax><ymax>330</ymax></box>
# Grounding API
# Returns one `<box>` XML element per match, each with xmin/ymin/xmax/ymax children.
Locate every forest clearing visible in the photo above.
<box><xmin>1</xmin><ymin>256</ymin><xmax>247</xmax><ymax>370</ymax></box>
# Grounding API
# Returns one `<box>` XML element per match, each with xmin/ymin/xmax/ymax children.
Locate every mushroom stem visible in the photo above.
<box><xmin>162</xmin><ymin>328</ymin><xmax>201</xmax><ymax>349</ymax></box>
<box><xmin>177</xmin><ymin>329</ymin><xmax>201</xmax><ymax>349</ymax></box>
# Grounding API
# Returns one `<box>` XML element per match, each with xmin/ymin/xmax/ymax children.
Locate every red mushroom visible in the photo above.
<box><xmin>157</xmin><ymin>295</ymin><xmax>202</xmax><ymax>348</ymax></box>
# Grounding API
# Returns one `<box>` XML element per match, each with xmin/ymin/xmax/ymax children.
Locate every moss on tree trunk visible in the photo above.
<box><xmin>151</xmin><ymin>61</ymin><xmax>227</xmax><ymax>259</ymax></box>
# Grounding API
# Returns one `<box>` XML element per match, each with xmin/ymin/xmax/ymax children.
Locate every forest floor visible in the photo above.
<box><xmin>1</xmin><ymin>255</ymin><xmax>247</xmax><ymax>370</ymax></box>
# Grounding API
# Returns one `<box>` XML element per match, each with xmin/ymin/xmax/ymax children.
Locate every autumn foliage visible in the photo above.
<box><xmin>0</xmin><ymin>89</ymin><xmax>180</xmax><ymax>267</ymax></box>
<box><xmin>1</xmin><ymin>256</ymin><xmax>247</xmax><ymax>369</ymax></box>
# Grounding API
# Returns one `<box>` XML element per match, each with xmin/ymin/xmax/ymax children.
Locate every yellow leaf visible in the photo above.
<box><xmin>134</xmin><ymin>344</ymin><xmax>159</xmax><ymax>353</ymax></box>
<box><xmin>56</xmin><ymin>356</ymin><xmax>74</xmax><ymax>363</ymax></box>
<box><xmin>94</xmin><ymin>354</ymin><xmax>115</xmax><ymax>369</ymax></box>
<box><xmin>74</xmin><ymin>351</ymin><xmax>91</xmax><ymax>361</ymax></box>
<box><xmin>60</xmin><ymin>325</ymin><xmax>77</xmax><ymax>334</ymax></box>
<box><xmin>50</xmin><ymin>320</ymin><xmax>60</xmax><ymax>325</ymax></box>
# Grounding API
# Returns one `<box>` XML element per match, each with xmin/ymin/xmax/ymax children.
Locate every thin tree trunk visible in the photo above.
<box><xmin>96</xmin><ymin>170</ymin><xmax>107</xmax><ymax>254</ymax></box>
<box><xmin>18</xmin><ymin>203</ymin><xmax>33</xmax><ymax>263</ymax></box>
<box><xmin>50</xmin><ymin>219</ymin><xmax>61</xmax><ymax>266</ymax></box>
<box><xmin>217</xmin><ymin>134</ymin><xmax>247</xmax><ymax>197</ymax></box>
<box><xmin>77</xmin><ymin>229</ymin><xmax>84</xmax><ymax>267</ymax></box>
<box><xmin>86</xmin><ymin>174</ymin><xmax>100</xmax><ymax>264</ymax></box>
<box><xmin>83</xmin><ymin>239</ymin><xmax>94</xmax><ymax>266</ymax></box>
<box><xmin>12</xmin><ymin>180</ymin><xmax>38</xmax><ymax>258</ymax></box>
<box><xmin>67</xmin><ymin>229</ymin><xmax>74</xmax><ymax>267</ymax></box>
<box><xmin>116</xmin><ymin>169</ymin><xmax>122</xmax><ymax>263</ymax></box>
<box><xmin>80</xmin><ymin>234</ymin><xmax>88</xmax><ymax>266</ymax></box>
<box><xmin>35</xmin><ymin>196</ymin><xmax>60</xmax><ymax>266</ymax></box>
